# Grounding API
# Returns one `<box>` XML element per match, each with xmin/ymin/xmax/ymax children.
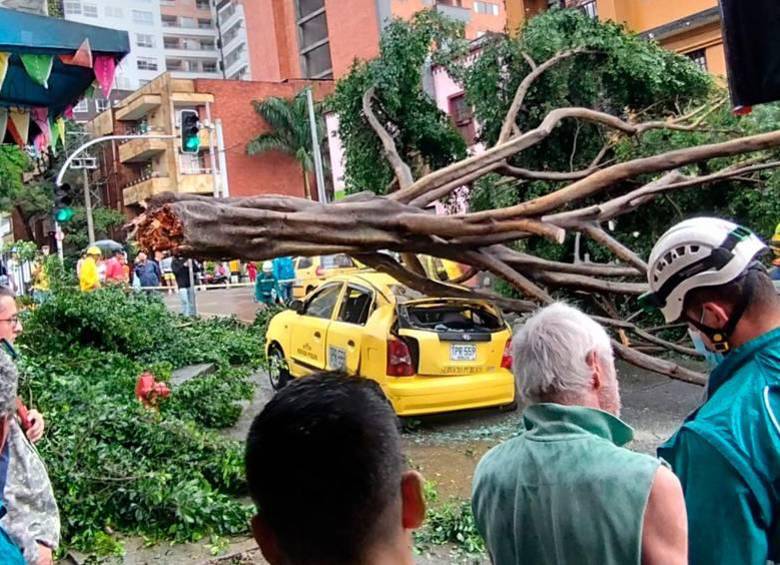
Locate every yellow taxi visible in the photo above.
<box><xmin>265</xmin><ymin>271</ymin><xmax>516</xmax><ymax>416</ymax></box>
<box><xmin>292</xmin><ymin>254</ymin><xmax>360</xmax><ymax>299</ymax></box>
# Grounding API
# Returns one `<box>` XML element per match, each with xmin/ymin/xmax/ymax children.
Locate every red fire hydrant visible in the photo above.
<box><xmin>135</xmin><ymin>372</ymin><xmax>171</xmax><ymax>408</ymax></box>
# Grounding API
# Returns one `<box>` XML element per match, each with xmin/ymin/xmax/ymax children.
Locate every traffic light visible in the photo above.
<box><xmin>180</xmin><ymin>110</ymin><xmax>201</xmax><ymax>153</ymax></box>
<box><xmin>53</xmin><ymin>183</ymin><xmax>74</xmax><ymax>223</ymax></box>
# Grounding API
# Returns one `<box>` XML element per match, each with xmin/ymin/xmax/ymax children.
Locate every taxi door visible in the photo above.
<box><xmin>325</xmin><ymin>284</ymin><xmax>374</xmax><ymax>374</ymax></box>
<box><xmin>289</xmin><ymin>282</ymin><xmax>344</xmax><ymax>373</ymax></box>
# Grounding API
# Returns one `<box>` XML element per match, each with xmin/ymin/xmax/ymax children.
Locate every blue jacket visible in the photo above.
<box><xmin>658</xmin><ymin>327</ymin><xmax>780</xmax><ymax>565</ymax></box>
<box><xmin>135</xmin><ymin>261</ymin><xmax>161</xmax><ymax>287</ymax></box>
<box><xmin>272</xmin><ymin>257</ymin><xmax>295</xmax><ymax>282</ymax></box>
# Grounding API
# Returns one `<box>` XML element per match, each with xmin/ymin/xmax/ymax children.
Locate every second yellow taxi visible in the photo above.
<box><xmin>265</xmin><ymin>271</ymin><xmax>516</xmax><ymax>416</ymax></box>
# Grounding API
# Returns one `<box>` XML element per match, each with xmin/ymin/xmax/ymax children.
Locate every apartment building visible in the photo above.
<box><xmin>507</xmin><ymin>0</ymin><xmax>725</xmax><ymax>75</ymax></box>
<box><xmin>87</xmin><ymin>73</ymin><xmax>334</xmax><ymax>216</ymax></box>
<box><xmin>87</xmin><ymin>73</ymin><xmax>219</xmax><ymax>212</ymax></box>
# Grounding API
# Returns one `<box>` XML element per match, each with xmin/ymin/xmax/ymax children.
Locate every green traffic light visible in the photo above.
<box><xmin>184</xmin><ymin>136</ymin><xmax>200</xmax><ymax>151</ymax></box>
<box><xmin>55</xmin><ymin>208</ymin><xmax>74</xmax><ymax>223</ymax></box>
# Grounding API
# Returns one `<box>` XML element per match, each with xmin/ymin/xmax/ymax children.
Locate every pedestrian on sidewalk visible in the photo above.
<box><xmin>134</xmin><ymin>252</ymin><xmax>161</xmax><ymax>290</ymax></box>
<box><xmin>254</xmin><ymin>262</ymin><xmax>278</xmax><ymax>306</ymax></box>
<box><xmin>79</xmin><ymin>247</ymin><xmax>102</xmax><ymax>293</ymax></box>
<box><xmin>246</xmin><ymin>261</ymin><xmax>258</xmax><ymax>283</ymax></box>
<box><xmin>171</xmin><ymin>255</ymin><xmax>198</xmax><ymax>317</ymax></box>
<box><xmin>472</xmin><ymin>302</ymin><xmax>687</xmax><ymax>565</ymax></box>
<box><xmin>272</xmin><ymin>256</ymin><xmax>295</xmax><ymax>304</ymax></box>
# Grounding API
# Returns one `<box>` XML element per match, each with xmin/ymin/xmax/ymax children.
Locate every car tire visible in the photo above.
<box><xmin>268</xmin><ymin>345</ymin><xmax>291</xmax><ymax>391</ymax></box>
<box><xmin>500</xmin><ymin>383</ymin><xmax>519</xmax><ymax>412</ymax></box>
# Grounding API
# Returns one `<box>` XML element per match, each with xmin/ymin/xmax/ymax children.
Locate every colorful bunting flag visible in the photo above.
<box><xmin>63</xmin><ymin>105</ymin><xmax>74</xmax><ymax>120</ymax></box>
<box><xmin>59</xmin><ymin>38</ymin><xmax>92</xmax><ymax>68</ymax></box>
<box><xmin>0</xmin><ymin>108</ymin><xmax>7</xmax><ymax>143</ymax></box>
<box><xmin>7</xmin><ymin>108</ymin><xmax>29</xmax><ymax>145</ymax></box>
<box><xmin>20</xmin><ymin>54</ymin><xmax>54</xmax><ymax>89</ymax></box>
<box><xmin>48</xmin><ymin>118</ymin><xmax>58</xmax><ymax>155</ymax></box>
<box><xmin>56</xmin><ymin>117</ymin><xmax>65</xmax><ymax>144</ymax></box>
<box><xmin>30</xmin><ymin>108</ymin><xmax>51</xmax><ymax>154</ymax></box>
<box><xmin>0</xmin><ymin>53</ymin><xmax>9</xmax><ymax>92</ymax></box>
<box><xmin>94</xmin><ymin>55</ymin><xmax>116</xmax><ymax>98</ymax></box>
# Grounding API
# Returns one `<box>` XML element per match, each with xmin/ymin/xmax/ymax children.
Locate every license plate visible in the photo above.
<box><xmin>450</xmin><ymin>344</ymin><xmax>477</xmax><ymax>361</ymax></box>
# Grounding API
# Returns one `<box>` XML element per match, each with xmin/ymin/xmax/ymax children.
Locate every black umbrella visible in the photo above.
<box><xmin>88</xmin><ymin>240</ymin><xmax>124</xmax><ymax>254</ymax></box>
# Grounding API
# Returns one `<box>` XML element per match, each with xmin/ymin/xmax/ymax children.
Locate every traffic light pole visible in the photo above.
<box><xmin>83</xmin><ymin>167</ymin><xmax>95</xmax><ymax>245</ymax></box>
<box><xmin>55</xmin><ymin>134</ymin><xmax>177</xmax><ymax>188</ymax></box>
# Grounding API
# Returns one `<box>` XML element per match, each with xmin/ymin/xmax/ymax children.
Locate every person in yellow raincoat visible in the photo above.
<box><xmin>79</xmin><ymin>247</ymin><xmax>102</xmax><ymax>292</ymax></box>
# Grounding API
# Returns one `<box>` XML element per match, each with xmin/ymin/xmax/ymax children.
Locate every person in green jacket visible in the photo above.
<box><xmin>254</xmin><ymin>261</ymin><xmax>279</xmax><ymax>306</ymax></box>
<box><xmin>642</xmin><ymin>217</ymin><xmax>780</xmax><ymax>565</ymax></box>
<box><xmin>472</xmin><ymin>302</ymin><xmax>687</xmax><ymax>565</ymax></box>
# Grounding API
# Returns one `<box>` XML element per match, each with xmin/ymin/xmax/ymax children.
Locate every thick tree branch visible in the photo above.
<box><xmin>575</xmin><ymin>222</ymin><xmax>649</xmax><ymax>273</ymax></box>
<box><xmin>498</xmin><ymin>48</ymin><xmax>588</xmax><ymax>143</ymax></box>
<box><xmin>362</xmin><ymin>86</ymin><xmax>415</xmax><ymax>189</ymax></box>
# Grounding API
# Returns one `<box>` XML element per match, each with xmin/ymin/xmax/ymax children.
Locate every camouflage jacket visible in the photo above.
<box><xmin>0</xmin><ymin>418</ymin><xmax>60</xmax><ymax>564</ymax></box>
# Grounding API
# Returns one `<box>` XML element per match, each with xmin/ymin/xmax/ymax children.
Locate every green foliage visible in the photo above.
<box><xmin>17</xmin><ymin>287</ymin><xmax>270</xmax><ymax>554</ymax></box>
<box><xmin>65</xmin><ymin>206</ymin><xmax>126</xmax><ymax>252</ymax></box>
<box><xmin>417</xmin><ymin>499</ymin><xmax>485</xmax><ymax>555</ymax></box>
<box><xmin>247</xmin><ymin>94</ymin><xmax>328</xmax><ymax>197</ymax></box>
<box><xmin>328</xmin><ymin>10</ymin><xmax>468</xmax><ymax>194</ymax></box>
<box><xmin>0</xmin><ymin>146</ymin><xmax>31</xmax><ymax>211</ymax></box>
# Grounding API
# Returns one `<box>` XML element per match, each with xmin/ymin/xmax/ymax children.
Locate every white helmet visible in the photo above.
<box><xmin>262</xmin><ymin>261</ymin><xmax>273</xmax><ymax>273</ymax></box>
<box><xmin>643</xmin><ymin>217</ymin><xmax>766</xmax><ymax>323</ymax></box>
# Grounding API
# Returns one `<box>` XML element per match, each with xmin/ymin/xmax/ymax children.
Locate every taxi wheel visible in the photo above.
<box><xmin>500</xmin><ymin>383</ymin><xmax>519</xmax><ymax>412</ymax></box>
<box><xmin>268</xmin><ymin>345</ymin><xmax>291</xmax><ymax>391</ymax></box>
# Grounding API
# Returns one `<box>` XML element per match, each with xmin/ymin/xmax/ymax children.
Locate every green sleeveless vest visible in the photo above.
<box><xmin>472</xmin><ymin>403</ymin><xmax>660</xmax><ymax>565</ymax></box>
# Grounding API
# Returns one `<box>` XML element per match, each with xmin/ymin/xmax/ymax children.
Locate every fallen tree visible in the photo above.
<box><xmin>135</xmin><ymin>18</ymin><xmax>780</xmax><ymax>385</ymax></box>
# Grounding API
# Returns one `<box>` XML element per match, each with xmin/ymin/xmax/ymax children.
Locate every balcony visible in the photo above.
<box><xmin>164</xmin><ymin>46</ymin><xmax>219</xmax><ymax>59</ymax></box>
<box><xmin>433</xmin><ymin>1</ymin><xmax>470</xmax><ymax>23</ymax></box>
<box><xmin>123</xmin><ymin>174</ymin><xmax>172</xmax><ymax>206</ymax></box>
<box><xmin>119</xmin><ymin>137</ymin><xmax>169</xmax><ymax>163</ymax></box>
<box><xmin>116</xmin><ymin>94</ymin><xmax>162</xmax><ymax>121</ymax></box>
<box><xmin>178</xmin><ymin>173</ymin><xmax>215</xmax><ymax>195</ymax></box>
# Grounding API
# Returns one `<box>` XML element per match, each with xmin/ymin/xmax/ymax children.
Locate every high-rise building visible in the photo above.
<box><xmin>247</xmin><ymin>0</ymin><xmax>508</xmax><ymax>82</ymax></box>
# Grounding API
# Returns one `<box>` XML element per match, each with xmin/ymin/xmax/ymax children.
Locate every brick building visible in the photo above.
<box><xmin>86</xmin><ymin>73</ymin><xmax>333</xmax><ymax>218</ymax></box>
<box><xmin>194</xmin><ymin>78</ymin><xmax>333</xmax><ymax>199</ymax></box>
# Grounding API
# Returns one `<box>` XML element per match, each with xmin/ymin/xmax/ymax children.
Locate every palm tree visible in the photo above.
<box><xmin>246</xmin><ymin>93</ymin><xmax>326</xmax><ymax>200</ymax></box>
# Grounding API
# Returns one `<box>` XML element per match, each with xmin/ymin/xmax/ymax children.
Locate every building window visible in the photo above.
<box><xmin>163</xmin><ymin>36</ymin><xmax>179</xmax><ymax>49</ymax></box>
<box><xmin>224</xmin><ymin>43</ymin><xmax>245</xmax><ymax>67</ymax></box>
<box><xmin>686</xmin><ymin>48</ymin><xmax>708</xmax><ymax>72</ymax></box>
<box><xmin>180</xmin><ymin>16</ymin><xmax>196</xmax><ymax>28</ymax></box>
<box><xmin>82</xmin><ymin>2</ymin><xmax>97</xmax><ymax>17</ymax></box>
<box><xmin>137</xmin><ymin>57</ymin><xmax>158</xmax><ymax>71</ymax></box>
<box><xmin>202</xmin><ymin>60</ymin><xmax>217</xmax><ymax>73</ymax></box>
<box><xmin>449</xmin><ymin>93</ymin><xmax>475</xmax><ymax>146</ymax></box>
<box><xmin>473</xmin><ymin>1</ymin><xmax>499</xmax><ymax>15</ymax></box>
<box><xmin>196</xmin><ymin>0</ymin><xmax>210</xmax><ymax>9</ymax></box>
<box><xmin>295</xmin><ymin>0</ymin><xmax>333</xmax><ymax>78</ymax></box>
<box><xmin>105</xmin><ymin>5</ymin><xmax>122</xmax><ymax>17</ymax></box>
<box><xmin>162</xmin><ymin>15</ymin><xmax>177</xmax><ymax>27</ymax></box>
<box><xmin>73</xmin><ymin>98</ymin><xmax>89</xmax><ymax>113</ymax></box>
<box><xmin>95</xmin><ymin>98</ymin><xmax>110</xmax><ymax>112</ymax></box>
<box><xmin>63</xmin><ymin>1</ymin><xmax>81</xmax><ymax>15</ymax></box>
<box><xmin>136</xmin><ymin>33</ymin><xmax>155</xmax><ymax>48</ymax></box>
<box><xmin>572</xmin><ymin>0</ymin><xmax>597</xmax><ymax>18</ymax></box>
<box><xmin>132</xmin><ymin>10</ymin><xmax>154</xmax><ymax>24</ymax></box>
<box><xmin>198</xmin><ymin>18</ymin><xmax>213</xmax><ymax>29</ymax></box>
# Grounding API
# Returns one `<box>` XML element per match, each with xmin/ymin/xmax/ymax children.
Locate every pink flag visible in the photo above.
<box><xmin>59</xmin><ymin>38</ymin><xmax>93</xmax><ymax>68</ymax></box>
<box><xmin>64</xmin><ymin>104</ymin><xmax>75</xmax><ymax>120</ymax></box>
<box><xmin>31</xmin><ymin>107</ymin><xmax>51</xmax><ymax>146</ymax></box>
<box><xmin>94</xmin><ymin>55</ymin><xmax>116</xmax><ymax>98</ymax></box>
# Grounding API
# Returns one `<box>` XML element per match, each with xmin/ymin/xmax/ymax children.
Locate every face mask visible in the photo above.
<box><xmin>689</xmin><ymin>329</ymin><xmax>724</xmax><ymax>370</ymax></box>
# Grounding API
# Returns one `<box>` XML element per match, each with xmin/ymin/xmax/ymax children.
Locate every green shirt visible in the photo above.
<box><xmin>472</xmin><ymin>403</ymin><xmax>660</xmax><ymax>565</ymax></box>
<box><xmin>659</xmin><ymin>327</ymin><xmax>780</xmax><ymax>565</ymax></box>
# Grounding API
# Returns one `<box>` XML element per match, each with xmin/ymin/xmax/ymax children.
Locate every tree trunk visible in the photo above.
<box><xmin>302</xmin><ymin>166</ymin><xmax>312</xmax><ymax>200</ymax></box>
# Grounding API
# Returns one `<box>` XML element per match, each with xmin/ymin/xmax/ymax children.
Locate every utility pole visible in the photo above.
<box><xmin>305</xmin><ymin>87</ymin><xmax>327</xmax><ymax>204</ymax></box>
<box><xmin>82</xmin><ymin>167</ymin><xmax>95</xmax><ymax>245</ymax></box>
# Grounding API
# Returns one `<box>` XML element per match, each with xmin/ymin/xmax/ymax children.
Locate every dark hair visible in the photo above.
<box><xmin>245</xmin><ymin>373</ymin><xmax>403</xmax><ymax>565</ymax></box>
<box><xmin>684</xmin><ymin>266</ymin><xmax>779</xmax><ymax>317</ymax></box>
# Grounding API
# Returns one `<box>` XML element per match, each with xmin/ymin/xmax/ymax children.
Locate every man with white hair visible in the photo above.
<box><xmin>472</xmin><ymin>303</ymin><xmax>687</xmax><ymax>565</ymax></box>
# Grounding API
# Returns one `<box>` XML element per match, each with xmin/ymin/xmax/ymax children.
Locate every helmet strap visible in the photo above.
<box><xmin>687</xmin><ymin>268</ymin><xmax>758</xmax><ymax>353</ymax></box>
